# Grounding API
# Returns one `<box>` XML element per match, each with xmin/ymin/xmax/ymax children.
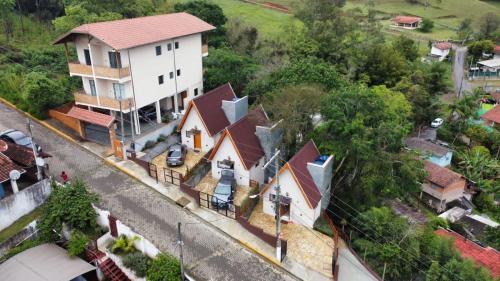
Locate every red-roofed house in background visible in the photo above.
<box><xmin>436</xmin><ymin>229</ymin><xmax>500</xmax><ymax>278</ymax></box>
<box><xmin>481</xmin><ymin>104</ymin><xmax>500</xmax><ymax>129</ymax></box>
<box><xmin>177</xmin><ymin>83</ymin><xmax>237</xmax><ymax>152</ymax></box>
<box><xmin>421</xmin><ymin>161</ymin><xmax>468</xmax><ymax>212</ymax></box>
<box><xmin>494</xmin><ymin>45</ymin><xmax>500</xmax><ymax>59</ymax></box>
<box><xmin>53</xmin><ymin>13</ymin><xmax>215</xmax><ymax>141</ymax></box>
<box><xmin>392</xmin><ymin>16</ymin><xmax>422</xmax><ymax>29</ymax></box>
<box><xmin>260</xmin><ymin>140</ymin><xmax>334</xmax><ymax>228</ymax></box>
<box><xmin>430</xmin><ymin>42</ymin><xmax>452</xmax><ymax>61</ymax></box>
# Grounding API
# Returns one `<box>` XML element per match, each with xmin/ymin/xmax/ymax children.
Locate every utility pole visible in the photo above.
<box><xmin>26</xmin><ymin>118</ymin><xmax>42</xmax><ymax>180</ymax></box>
<box><xmin>177</xmin><ymin>222</ymin><xmax>185</xmax><ymax>280</ymax></box>
<box><xmin>263</xmin><ymin>148</ymin><xmax>282</xmax><ymax>261</ymax></box>
<box><xmin>118</xmin><ymin>99</ymin><xmax>127</xmax><ymax>160</ymax></box>
<box><xmin>128</xmin><ymin>100</ymin><xmax>135</xmax><ymax>151</ymax></box>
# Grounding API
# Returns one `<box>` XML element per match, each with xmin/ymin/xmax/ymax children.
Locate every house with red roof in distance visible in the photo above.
<box><xmin>494</xmin><ymin>45</ymin><xmax>500</xmax><ymax>59</ymax></box>
<box><xmin>260</xmin><ymin>140</ymin><xmax>334</xmax><ymax>228</ymax></box>
<box><xmin>392</xmin><ymin>16</ymin><xmax>422</xmax><ymax>29</ymax></box>
<box><xmin>481</xmin><ymin>104</ymin><xmax>500</xmax><ymax>129</ymax></box>
<box><xmin>430</xmin><ymin>42</ymin><xmax>452</xmax><ymax>62</ymax></box>
<box><xmin>208</xmin><ymin>106</ymin><xmax>282</xmax><ymax>187</ymax></box>
<box><xmin>53</xmin><ymin>13</ymin><xmax>215</xmax><ymax>139</ymax></box>
<box><xmin>420</xmin><ymin>161</ymin><xmax>469</xmax><ymax>212</ymax></box>
<box><xmin>435</xmin><ymin>228</ymin><xmax>500</xmax><ymax>278</ymax></box>
<box><xmin>177</xmin><ymin>83</ymin><xmax>238</xmax><ymax>152</ymax></box>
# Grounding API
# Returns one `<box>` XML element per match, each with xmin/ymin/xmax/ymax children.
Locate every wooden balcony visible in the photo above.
<box><xmin>74</xmin><ymin>91</ymin><xmax>133</xmax><ymax>111</ymax></box>
<box><xmin>68</xmin><ymin>62</ymin><xmax>130</xmax><ymax>80</ymax></box>
<box><xmin>202</xmin><ymin>44</ymin><xmax>208</xmax><ymax>57</ymax></box>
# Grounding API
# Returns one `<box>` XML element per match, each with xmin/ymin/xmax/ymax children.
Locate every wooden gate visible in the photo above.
<box><xmin>148</xmin><ymin>163</ymin><xmax>158</xmax><ymax>182</ymax></box>
<box><xmin>108</xmin><ymin>215</ymin><xmax>118</xmax><ymax>237</ymax></box>
<box><xmin>163</xmin><ymin>168</ymin><xmax>182</xmax><ymax>186</ymax></box>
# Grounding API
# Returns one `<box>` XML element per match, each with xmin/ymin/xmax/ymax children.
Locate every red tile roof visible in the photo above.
<box><xmin>0</xmin><ymin>153</ymin><xmax>25</xmax><ymax>183</ymax></box>
<box><xmin>434</xmin><ymin>42</ymin><xmax>452</xmax><ymax>50</ymax></box>
<box><xmin>67</xmin><ymin>107</ymin><xmax>114</xmax><ymax>127</ymax></box>
<box><xmin>187</xmin><ymin>83</ymin><xmax>236</xmax><ymax>136</ymax></box>
<box><xmin>436</xmin><ymin>229</ymin><xmax>500</xmax><ymax>278</ymax></box>
<box><xmin>287</xmin><ymin>140</ymin><xmax>322</xmax><ymax>208</ymax></box>
<box><xmin>54</xmin><ymin>13</ymin><xmax>215</xmax><ymax>50</ymax></box>
<box><xmin>393</xmin><ymin>16</ymin><xmax>422</xmax><ymax>24</ymax></box>
<box><xmin>424</xmin><ymin>161</ymin><xmax>464</xmax><ymax>188</ymax></box>
<box><xmin>482</xmin><ymin>105</ymin><xmax>500</xmax><ymax>124</ymax></box>
<box><xmin>0</xmin><ymin>140</ymin><xmax>51</xmax><ymax>167</ymax></box>
<box><xmin>495</xmin><ymin>45</ymin><xmax>500</xmax><ymax>54</ymax></box>
<box><xmin>223</xmin><ymin>107</ymin><xmax>269</xmax><ymax>169</ymax></box>
<box><xmin>491</xmin><ymin>92</ymin><xmax>500</xmax><ymax>102</ymax></box>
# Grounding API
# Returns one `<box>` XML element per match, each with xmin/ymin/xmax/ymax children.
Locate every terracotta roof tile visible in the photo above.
<box><xmin>434</xmin><ymin>42</ymin><xmax>452</xmax><ymax>50</ymax></box>
<box><xmin>191</xmin><ymin>83</ymin><xmax>236</xmax><ymax>136</ymax></box>
<box><xmin>482</xmin><ymin>105</ymin><xmax>500</xmax><ymax>124</ymax></box>
<box><xmin>67</xmin><ymin>107</ymin><xmax>114</xmax><ymax>127</ymax></box>
<box><xmin>436</xmin><ymin>229</ymin><xmax>500</xmax><ymax>278</ymax></box>
<box><xmin>226</xmin><ymin>107</ymin><xmax>268</xmax><ymax>169</ymax></box>
<box><xmin>491</xmin><ymin>92</ymin><xmax>500</xmax><ymax>102</ymax></box>
<box><xmin>495</xmin><ymin>45</ymin><xmax>500</xmax><ymax>54</ymax></box>
<box><xmin>288</xmin><ymin>140</ymin><xmax>322</xmax><ymax>208</ymax></box>
<box><xmin>405</xmin><ymin>137</ymin><xmax>451</xmax><ymax>157</ymax></box>
<box><xmin>393</xmin><ymin>16</ymin><xmax>422</xmax><ymax>24</ymax></box>
<box><xmin>54</xmin><ymin>13</ymin><xmax>215</xmax><ymax>50</ymax></box>
<box><xmin>0</xmin><ymin>153</ymin><xmax>25</xmax><ymax>183</ymax></box>
<box><xmin>0</xmin><ymin>140</ymin><xmax>51</xmax><ymax>167</ymax></box>
<box><xmin>424</xmin><ymin>161</ymin><xmax>464</xmax><ymax>188</ymax></box>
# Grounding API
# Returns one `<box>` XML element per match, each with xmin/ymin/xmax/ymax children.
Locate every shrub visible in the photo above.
<box><xmin>427</xmin><ymin>217</ymin><xmax>449</xmax><ymax>230</ymax></box>
<box><xmin>142</xmin><ymin>140</ymin><xmax>156</xmax><ymax>151</ymax></box>
<box><xmin>419</xmin><ymin>18</ymin><xmax>434</xmax><ymax>33</ymax></box>
<box><xmin>157</xmin><ymin>134</ymin><xmax>167</xmax><ymax>142</ymax></box>
<box><xmin>437</xmin><ymin>126</ymin><xmax>454</xmax><ymax>142</ymax></box>
<box><xmin>67</xmin><ymin>231</ymin><xmax>89</xmax><ymax>257</ymax></box>
<box><xmin>111</xmin><ymin>235</ymin><xmax>139</xmax><ymax>254</ymax></box>
<box><xmin>122</xmin><ymin>252</ymin><xmax>150</xmax><ymax>277</ymax></box>
<box><xmin>147</xmin><ymin>253</ymin><xmax>181</xmax><ymax>281</ymax></box>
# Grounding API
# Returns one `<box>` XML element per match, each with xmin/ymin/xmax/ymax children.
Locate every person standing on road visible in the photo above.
<box><xmin>60</xmin><ymin>171</ymin><xmax>69</xmax><ymax>184</ymax></box>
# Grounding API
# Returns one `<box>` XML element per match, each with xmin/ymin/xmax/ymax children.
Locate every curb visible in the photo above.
<box><xmin>0</xmin><ymin>98</ymin><xmax>300</xmax><ymax>280</ymax></box>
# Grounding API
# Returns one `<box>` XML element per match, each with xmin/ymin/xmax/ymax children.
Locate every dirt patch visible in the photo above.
<box><xmin>249</xmin><ymin>200</ymin><xmax>334</xmax><ymax>277</ymax></box>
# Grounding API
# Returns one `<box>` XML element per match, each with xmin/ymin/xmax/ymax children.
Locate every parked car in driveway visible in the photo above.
<box><xmin>431</xmin><ymin>118</ymin><xmax>444</xmax><ymax>128</ymax></box>
<box><xmin>211</xmin><ymin>169</ymin><xmax>236</xmax><ymax>209</ymax></box>
<box><xmin>166</xmin><ymin>143</ymin><xmax>187</xmax><ymax>167</ymax></box>
<box><xmin>0</xmin><ymin>129</ymin><xmax>42</xmax><ymax>152</ymax></box>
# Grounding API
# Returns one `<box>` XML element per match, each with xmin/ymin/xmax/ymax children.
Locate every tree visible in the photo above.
<box><xmin>361</xmin><ymin>44</ymin><xmax>409</xmax><ymax>86</ymax></box>
<box><xmin>203</xmin><ymin>47</ymin><xmax>258</xmax><ymax>95</ymax></box>
<box><xmin>457</xmin><ymin>18</ymin><xmax>473</xmax><ymax>41</ymax></box>
<box><xmin>23</xmin><ymin>71</ymin><xmax>69</xmax><ymax>118</ymax></box>
<box><xmin>174</xmin><ymin>1</ymin><xmax>227</xmax><ymax>47</ymax></box>
<box><xmin>424</xmin><ymin>62</ymin><xmax>450</xmax><ymax>95</ymax></box>
<box><xmin>67</xmin><ymin>231</ymin><xmax>90</xmax><ymax>257</ymax></box>
<box><xmin>53</xmin><ymin>4</ymin><xmax>122</xmax><ymax>33</ymax></box>
<box><xmin>38</xmin><ymin>180</ymin><xmax>99</xmax><ymax>241</ymax></box>
<box><xmin>392</xmin><ymin>35</ymin><xmax>419</xmax><ymax>62</ymax></box>
<box><xmin>457</xmin><ymin>149</ymin><xmax>499</xmax><ymax>194</ymax></box>
<box><xmin>0</xmin><ymin>0</ymin><xmax>15</xmax><ymax>41</ymax></box>
<box><xmin>468</xmin><ymin>40</ymin><xmax>495</xmax><ymax>62</ymax></box>
<box><xmin>426</xmin><ymin>261</ymin><xmax>443</xmax><ymax>281</ymax></box>
<box><xmin>262</xmin><ymin>84</ymin><xmax>326</xmax><ymax>157</ymax></box>
<box><xmin>481</xmin><ymin>226</ymin><xmax>500</xmax><ymax>250</ymax></box>
<box><xmin>420</xmin><ymin>18</ymin><xmax>434</xmax><ymax>33</ymax></box>
<box><xmin>226</xmin><ymin>18</ymin><xmax>259</xmax><ymax>55</ymax></box>
<box><xmin>146</xmin><ymin>253</ymin><xmax>181</xmax><ymax>281</ymax></box>
<box><xmin>479</xmin><ymin>12</ymin><xmax>500</xmax><ymax>40</ymax></box>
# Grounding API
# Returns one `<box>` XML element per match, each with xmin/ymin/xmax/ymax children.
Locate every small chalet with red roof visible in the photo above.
<box><xmin>481</xmin><ymin>104</ymin><xmax>500</xmax><ymax>129</ymax></box>
<box><xmin>436</xmin><ymin>229</ymin><xmax>500</xmax><ymax>278</ymax></box>
<box><xmin>261</xmin><ymin>140</ymin><xmax>334</xmax><ymax>228</ymax></box>
<box><xmin>177</xmin><ymin>83</ymin><xmax>238</xmax><ymax>152</ymax></box>
<box><xmin>430</xmin><ymin>42</ymin><xmax>452</xmax><ymax>61</ymax></box>
<box><xmin>421</xmin><ymin>161</ymin><xmax>468</xmax><ymax>212</ymax></box>
<box><xmin>208</xmin><ymin>106</ymin><xmax>274</xmax><ymax>186</ymax></box>
<box><xmin>392</xmin><ymin>16</ymin><xmax>422</xmax><ymax>29</ymax></box>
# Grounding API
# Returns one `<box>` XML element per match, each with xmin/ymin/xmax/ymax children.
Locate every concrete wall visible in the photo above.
<box><xmin>429</xmin><ymin>151</ymin><xmax>453</xmax><ymax>167</ymax></box>
<box><xmin>180</xmin><ymin>106</ymin><xmax>218</xmax><ymax>152</ymax></box>
<box><xmin>262</xmin><ymin>169</ymin><xmax>321</xmax><ymax>228</ymax></box>
<box><xmin>94</xmin><ymin>206</ymin><xmax>160</xmax><ymax>259</ymax></box>
<box><xmin>0</xmin><ymin>179</ymin><xmax>51</xmax><ymax>231</ymax></box>
<box><xmin>0</xmin><ymin>221</ymin><xmax>38</xmax><ymax>257</ymax></box>
<box><xmin>307</xmin><ymin>155</ymin><xmax>334</xmax><ymax>211</ymax></box>
<box><xmin>133</xmin><ymin>118</ymin><xmax>180</xmax><ymax>152</ymax></box>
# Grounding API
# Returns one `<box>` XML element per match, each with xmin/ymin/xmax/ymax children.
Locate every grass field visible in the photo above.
<box><xmin>0</xmin><ymin>208</ymin><xmax>42</xmax><ymax>244</ymax></box>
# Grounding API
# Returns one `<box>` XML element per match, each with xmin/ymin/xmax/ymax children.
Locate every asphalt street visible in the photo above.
<box><xmin>0</xmin><ymin>101</ymin><xmax>297</xmax><ymax>281</ymax></box>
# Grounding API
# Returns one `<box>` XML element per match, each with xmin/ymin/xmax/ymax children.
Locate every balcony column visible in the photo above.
<box><xmin>155</xmin><ymin>100</ymin><xmax>162</xmax><ymax>124</ymax></box>
<box><xmin>133</xmin><ymin>110</ymin><xmax>141</xmax><ymax>135</ymax></box>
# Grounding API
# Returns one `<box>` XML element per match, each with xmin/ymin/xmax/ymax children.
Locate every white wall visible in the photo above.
<box><xmin>127</xmin><ymin>34</ymin><xmax>204</xmax><ymax>109</ymax></box>
<box><xmin>249</xmin><ymin>158</ymin><xmax>265</xmax><ymax>185</ymax></box>
<box><xmin>430</xmin><ymin>47</ymin><xmax>450</xmax><ymax>61</ymax></box>
<box><xmin>262</xmin><ymin>169</ymin><xmax>321</xmax><ymax>228</ymax></box>
<box><xmin>180</xmin><ymin>106</ymin><xmax>218</xmax><ymax>152</ymax></box>
<box><xmin>0</xmin><ymin>179</ymin><xmax>51</xmax><ymax>231</ymax></box>
<box><xmin>211</xmin><ymin>135</ymin><xmax>251</xmax><ymax>186</ymax></box>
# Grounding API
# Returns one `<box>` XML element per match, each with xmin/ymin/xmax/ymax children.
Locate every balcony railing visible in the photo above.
<box><xmin>68</xmin><ymin>62</ymin><xmax>131</xmax><ymax>80</ymax></box>
<box><xmin>74</xmin><ymin>91</ymin><xmax>134</xmax><ymax>111</ymax></box>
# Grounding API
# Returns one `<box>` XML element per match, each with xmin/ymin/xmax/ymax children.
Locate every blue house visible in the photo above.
<box><xmin>405</xmin><ymin>137</ymin><xmax>453</xmax><ymax>167</ymax></box>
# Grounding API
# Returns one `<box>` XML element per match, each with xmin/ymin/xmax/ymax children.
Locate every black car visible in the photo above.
<box><xmin>166</xmin><ymin>143</ymin><xmax>187</xmax><ymax>167</ymax></box>
<box><xmin>211</xmin><ymin>169</ymin><xmax>236</xmax><ymax>209</ymax></box>
<box><xmin>0</xmin><ymin>129</ymin><xmax>42</xmax><ymax>152</ymax></box>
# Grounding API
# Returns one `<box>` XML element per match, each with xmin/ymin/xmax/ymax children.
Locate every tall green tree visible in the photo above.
<box><xmin>23</xmin><ymin>71</ymin><xmax>70</xmax><ymax>118</ymax></box>
<box><xmin>53</xmin><ymin>4</ymin><xmax>122</xmax><ymax>33</ymax></box>
<box><xmin>479</xmin><ymin>12</ymin><xmax>500</xmax><ymax>40</ymax></box>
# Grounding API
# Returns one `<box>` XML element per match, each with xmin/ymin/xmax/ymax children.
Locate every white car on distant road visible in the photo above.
<box><xmin>431</xmin><ymin>118</ymin><xmax>444</xmax><ymax>128</ymax></box>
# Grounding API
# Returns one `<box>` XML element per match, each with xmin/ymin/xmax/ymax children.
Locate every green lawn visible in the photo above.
<box><xmin>0</xmin><ymin>208</ymin><xmax>42</xmax><ymax>244</ymax></box>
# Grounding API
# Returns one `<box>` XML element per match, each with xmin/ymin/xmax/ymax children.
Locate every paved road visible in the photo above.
<box><xmin>0</xmin><ymin>102</ymin><xmax>296</xmax><ymax>281</ymax></box>
<box><xmin>453</xmin><ymin>46</ymin><xmax>472</xmax><ymax>98</ymax></box>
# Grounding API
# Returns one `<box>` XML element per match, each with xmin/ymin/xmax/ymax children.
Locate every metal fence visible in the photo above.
<box><xmin>199</xmin><ymin>192</ymin><xmax>236</xmax><ymax>219</ymax></box>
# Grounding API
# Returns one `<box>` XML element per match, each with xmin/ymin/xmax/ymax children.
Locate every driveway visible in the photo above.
<box><xmin>453</xmin><ymin>46</ymin><xmax>472</xmax><ymax>98</ymax></box>
<box><xmin>0</xmin><ymin>102</ymin><xmax>297</xmax><ymax>281</ymax></box>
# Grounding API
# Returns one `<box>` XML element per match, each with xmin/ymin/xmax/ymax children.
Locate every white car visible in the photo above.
<box><xmin>431</xmin><ymin>118</ymin><xmax>444</xmax><ymax>128</ymax></box>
